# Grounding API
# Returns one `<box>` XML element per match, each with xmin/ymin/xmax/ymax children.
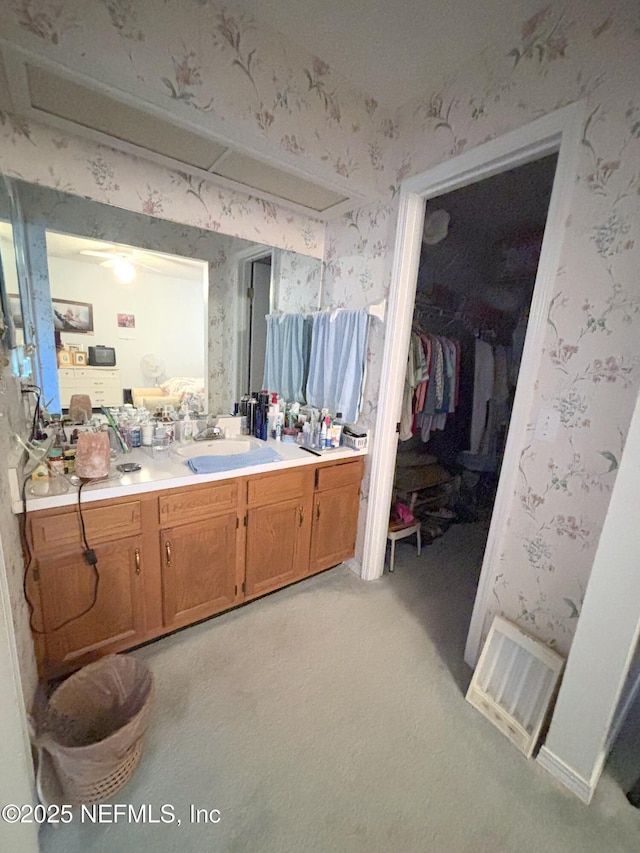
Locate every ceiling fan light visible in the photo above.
<box><xmin>114</xmin><ymin>257</ymin><xmax>136</xmax><ymax>282</ymax></box>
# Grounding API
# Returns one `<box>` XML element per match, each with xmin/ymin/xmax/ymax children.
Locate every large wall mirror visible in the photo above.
<box><xmin>0</xmin><ymin>177</ymin><xmax>322</xmax><ymax>414</ymax></box>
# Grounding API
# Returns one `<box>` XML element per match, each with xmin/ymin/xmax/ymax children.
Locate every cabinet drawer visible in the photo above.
<box><xmin>30</xmin><ymin>500</ymin><xmax>142</xmax><ymax>553</ymax></box>
<box><xmin>247</xmin><ymin>468</ymin><xmax>314</xmax><ymax>508</ymax></box>
<box><xmin>75</xmin><ymin>369</ymin><xmax>119</xmax><ymax>381</ymax></box>
<box><xmin>159</xmin><ymin>481</ymin><xmax>238</xmax><ymax>525</ymax></box>
<box><xmin>58</xmin><ymin>369</ymin><xmax>76</xmax><ymax>382</ymax></box>
<box><xmin>316</xmin><ymin>458</ymin><xmax>364</xmax><ymax>492</ymax></box>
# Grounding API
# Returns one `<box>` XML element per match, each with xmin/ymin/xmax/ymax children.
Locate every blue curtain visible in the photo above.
<box><xmin>263</xmin><ymin>313</ymin><xmax>310</xmax><ymax>403</ymax></box>
<box><xmin>305</xmin><ymin>308</ymin><xmax>369</xmax><ymax>422</ymax></box>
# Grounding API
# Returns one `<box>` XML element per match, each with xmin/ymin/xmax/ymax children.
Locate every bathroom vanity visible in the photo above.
<box><xmin>19</xmin><ymin>444</ymin><xmax>365</xmax><ymax>680</ymax></box>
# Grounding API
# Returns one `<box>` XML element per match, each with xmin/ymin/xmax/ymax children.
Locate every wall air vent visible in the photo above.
<box><xmin>213</xmin><ymin>151</ymin><xmax>347</xmax><ymax>212</ymax></box>
<box><xmin>466</xmin><ymin>616</ymin><xmax>565</xmax><ymax>757</ymax></box>
<box><xmin>26</xmin><ymin>64</ymin><xmax>227</xmax><ymax>171</ymax></box>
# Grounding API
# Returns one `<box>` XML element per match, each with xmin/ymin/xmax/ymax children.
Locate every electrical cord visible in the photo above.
<box><xmin>21</xmin><ymin>474</ymin><xmax>100</xmax><ymax>635</ymax></box>
<box><xmin>19</xmin><ymin>383</ymin><xmax>41</xmax><ymax>442</ymax></box>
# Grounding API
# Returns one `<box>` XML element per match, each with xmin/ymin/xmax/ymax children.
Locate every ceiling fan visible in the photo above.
<box><xmin>79</xmin><ymin>246</ymin><xmax>166</xmax><ymax>281</ymax></box>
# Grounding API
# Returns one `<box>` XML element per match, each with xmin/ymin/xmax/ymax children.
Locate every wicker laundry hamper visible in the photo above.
<box><xmin>34</xmin><ymin>654</ymin><xmax>153</xmax><ymax>804</ymax></box>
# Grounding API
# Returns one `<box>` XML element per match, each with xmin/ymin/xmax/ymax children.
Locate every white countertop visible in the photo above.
<box><xmin>11</xmin><ymin>438</ymin><xmax>367</xmax><ymax>514</ymax></box>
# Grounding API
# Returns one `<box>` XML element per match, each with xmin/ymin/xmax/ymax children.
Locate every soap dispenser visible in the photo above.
<box><xmin>182</xmin><ymin>409</ymin><xmax>194</xmax><ymax>443</ymax></box>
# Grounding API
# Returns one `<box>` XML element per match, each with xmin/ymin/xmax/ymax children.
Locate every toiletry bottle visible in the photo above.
<box><xmin>267</xmin><ymin>404</ymin><xmax>278</xmax><ymax>439</ymax></box>
<box><xmin>248</xmin><ymin>395</ymin><xmax>258</xmax><ymax>436</ymax></box>
<box><xmin>275</xmin><ymin>413</ymin><xmax>282</xmax><ymax>441</ymax></box>
<box><xmin>320</xmin><ymin>417</ymin><xmax>327</xmax><ymax>449</ymax></box>
<box><xmin>331</xmin><ymin>412</ymin><xmax>344</xmax><ymax>447</ymax></box>
<box><xmin>258</xmin><ymin>392</ymin><xmax>270</xmax><ymax>441</ymax></box>
<box><xmin>182</xmin><ymin>410</ymin><xmax>194</xmax><ymax>443</ymax></box>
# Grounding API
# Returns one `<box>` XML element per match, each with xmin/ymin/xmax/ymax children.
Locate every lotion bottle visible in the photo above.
<box><xmin>181</xmin><ymin>410</ymin><xmax>194</xmax><ymax>443</ymax></box>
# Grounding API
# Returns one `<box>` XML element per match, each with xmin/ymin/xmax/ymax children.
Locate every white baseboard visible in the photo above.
<box><xmin>344</xmin><ymin>558</ymin><xmax>363</xmax><ymax>577</ymax></box>
<box><xmin>537</xmin><ymin>746</ymin><xmax>594</xmax><ymax>804</ymax></box>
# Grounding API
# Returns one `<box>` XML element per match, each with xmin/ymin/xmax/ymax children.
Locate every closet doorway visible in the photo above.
<box><xmin>362</xmin><ymin>104</ymin><xmax>584</xmax><ymax>669</ymax></box>
<box><xmin>391</xmin><ymin>154</ymin><xmax>557</xmax><ymax>667</ymax></box>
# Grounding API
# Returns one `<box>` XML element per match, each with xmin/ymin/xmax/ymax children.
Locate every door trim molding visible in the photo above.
<box><xmin>537</xmin><ymin>746</ymin><xmax>594</xmax><ymax>803</ymax></box>
<box><xmin>361</xmin><ymin>104</ymin><xmax>586</xmax><ymax>668</ymax></box>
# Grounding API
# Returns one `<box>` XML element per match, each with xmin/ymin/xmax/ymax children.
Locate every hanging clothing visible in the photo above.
<box><xmin>306</xmin><ymin>308</ymin><xmax>369</xmax><ymax>423</ymax></box>
<box><xmin>401</xmin><ymin>330</ymin><xmax>460</xmax><ymax>443</ymax></box>
<box><xmin>263</xmin><ymin>313</ymin><xmax>310</xmax><ymax>403</ymax></box>
<box><xmin>400</xmin><ymin>333</ymin><xmax>428</xmax><ymax>441</ymax></box>
<box><xmin>469</xmin><ymin>338</ymin><xmax>494</xmax><ymax>454</ymax></box>
<box><xmin>479</xmin><ymin>345</ymin><xmax>510</xmax><ymax>458</ymax></box>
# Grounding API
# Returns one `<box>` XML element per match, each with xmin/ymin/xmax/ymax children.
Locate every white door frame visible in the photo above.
<box><xmin>361</xmin><ymin>102</ymin><xmax>585</xmax><ymax>668</ymax></box>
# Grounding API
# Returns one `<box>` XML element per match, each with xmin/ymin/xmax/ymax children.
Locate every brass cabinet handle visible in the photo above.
<box><xmin>165</xmin><ymin>541</ymin><xmax>172</xmax><ymax>567</ymax></box>
<box><xmin>298</xmin><ymin>505</ymin><xmax>304</xmax><ymax>527</ymax></box>
<box><xmin>134</xmin><ymin>548</ymin><xmax>141</xmax><ymax>575</ymax></box>
<box><xmin>316</xmin><ymin>503</ymin><xmax>321</xmax><ymax>521</ymax></box>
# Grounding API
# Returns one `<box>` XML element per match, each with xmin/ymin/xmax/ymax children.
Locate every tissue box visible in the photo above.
<box><xmin>215</xmin><ymin>415</ymin><xmax>245</xmax><ymax>437</ymax></box>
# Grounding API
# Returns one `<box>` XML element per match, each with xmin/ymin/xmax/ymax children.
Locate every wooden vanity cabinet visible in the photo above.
<box><xmin>27</xmin><ymin>456</ymin><xmax>364</xmax><ymax>679</ymax></box>
<box><xmin>309</xmin><ymin>458</ymin><xmax>364</xmax><ymax>575</ymax></box>
<box><xmin>157</xmin><ymin>481</ymin><xmax>243</xmax><ymax>631</ymax></box>
<box><xmin>244</xmin><ymin>468</ymin><xmax>314</xmax><ymax>599</ymax></box>
<box><xmin>26</xmin><ymin>496</ymin><xmax>157</xmax><ymax>679</ymax></box>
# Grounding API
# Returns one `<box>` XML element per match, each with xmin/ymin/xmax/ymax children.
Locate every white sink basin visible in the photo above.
<box><xmin>173</xmin><ymin>438</ymin><xmax>262</xmax><ymax>459</ymax></box>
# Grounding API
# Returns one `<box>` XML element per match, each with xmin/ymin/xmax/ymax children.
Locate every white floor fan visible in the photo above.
<box><xmin>141</xmin><ymin>353</ymin><xmax>166</xmax><ymax>386</ymax></box>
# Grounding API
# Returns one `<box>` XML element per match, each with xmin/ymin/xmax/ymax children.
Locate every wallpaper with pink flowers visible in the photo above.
<box><xmin>0</xmin><ymin>0</ymin><xmax>638</xmax><ymax>663</ymax></box>
<box><xmin>323</xmin><ymin>0</ymin><xmax>640</xmax><ymax>656</ymax></box>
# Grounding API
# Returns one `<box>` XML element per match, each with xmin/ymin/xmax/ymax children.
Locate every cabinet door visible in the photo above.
<box><xmin>161</xmin><ymin>513</ymin><xmax>238</xmax><ymax>630</ymax></box>
<box><xmin>35</xmin><ymin>535</ymin><xmax>146</xmax><ymax>676</ymax></box>
<box><xmin>245</xmin><ymin>497</ymin><xmax>311</xmax><ymax>599</ymax></box>
<box><xmin>309</xmin><ymin>483</ymin><xmax>361</xmax><ymax>574</ymax></box>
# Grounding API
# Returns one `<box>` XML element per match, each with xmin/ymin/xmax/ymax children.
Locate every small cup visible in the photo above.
<box><xmin>151</xmin><ymin>435</ymin><xmax>170</xmax><ymax>460</ymax></box>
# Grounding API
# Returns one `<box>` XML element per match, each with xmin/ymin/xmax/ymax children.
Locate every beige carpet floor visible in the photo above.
<box><xmin>40</xmin><ymin>523</ymin><xmax>640</xmax><ymax>852</ymax></box>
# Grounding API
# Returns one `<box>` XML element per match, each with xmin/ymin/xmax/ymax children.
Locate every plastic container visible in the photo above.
<box><xmin>151</xmin><ymin>434</ymin><xmax>170</xmax><ymax>460</ymax></box>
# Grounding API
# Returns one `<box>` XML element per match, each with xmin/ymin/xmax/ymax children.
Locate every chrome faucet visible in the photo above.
<box><xmin>194</xmin><ymin>425</ymin><xmax>223</xmax><ymax>441</ymax></box>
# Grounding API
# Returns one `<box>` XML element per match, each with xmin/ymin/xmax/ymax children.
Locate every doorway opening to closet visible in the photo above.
<box><xmin>390</xmin><ymin>153</ymin><xmax>558</xmax><ymax>664</ymax></box>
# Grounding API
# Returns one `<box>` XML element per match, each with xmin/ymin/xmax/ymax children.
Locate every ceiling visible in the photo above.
<box><xmin>0</xmin><ymin>0</ymin><xmax>541</xmax><ymax>220</ymax></box>
<box><xmin>231</xmin><ymin>0</ymin><xmax>538</xmax><ymax>108</ymax></box>
<box><xmin>0</xmin><ymin>223</ymin><xmax>207</xmax><ymax>282</ymax></box>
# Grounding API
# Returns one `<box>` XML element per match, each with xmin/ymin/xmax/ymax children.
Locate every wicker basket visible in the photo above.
<box><xmin>58</xmin><ymin>740</ymin><xmax>143</xmax><ymax>805</ymax></box>
<box><xmin>36</xmin><ymin>655</ymin><xmax>153</xmax><ymax>805</ymax></box>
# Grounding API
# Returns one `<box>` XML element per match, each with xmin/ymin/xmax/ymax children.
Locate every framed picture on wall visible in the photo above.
<box><xmin>52</xmin><ymin>299</ymin><xmax>94</xmax><ymax>334</ymax></box>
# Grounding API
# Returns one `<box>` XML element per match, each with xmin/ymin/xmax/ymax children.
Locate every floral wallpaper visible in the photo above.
<box><xmin>0</xmin><ymin>0</ymin><xmax>397</xmax><ymax>198</ymax></box>
<box><xmin>0</xmin><ymin>114</ymin><xmax>325</xmax><ymax>259</ymax></box>
<box><xmin>323</xmin><ymin>0</ymin><xmax>640</xmax><ymax>656</ymax></box>
<box><xmin>322</xmin><ymin>198</ymin><xmax>400</xmax><ymax>561</ymax></box>
<box><xmin>0</xmin><ymin>354</ymin><xmax>38</xmax><ymax>707</ymax></box>
<box><xmin>272</xmin><ymin>249</ymin><xmax>322</xmax><ymax>314</ymax></box>
<box><xmin>0</xmin><ymin>0</ymin><xmax>637</xmax><ymax>669</ymax></box>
